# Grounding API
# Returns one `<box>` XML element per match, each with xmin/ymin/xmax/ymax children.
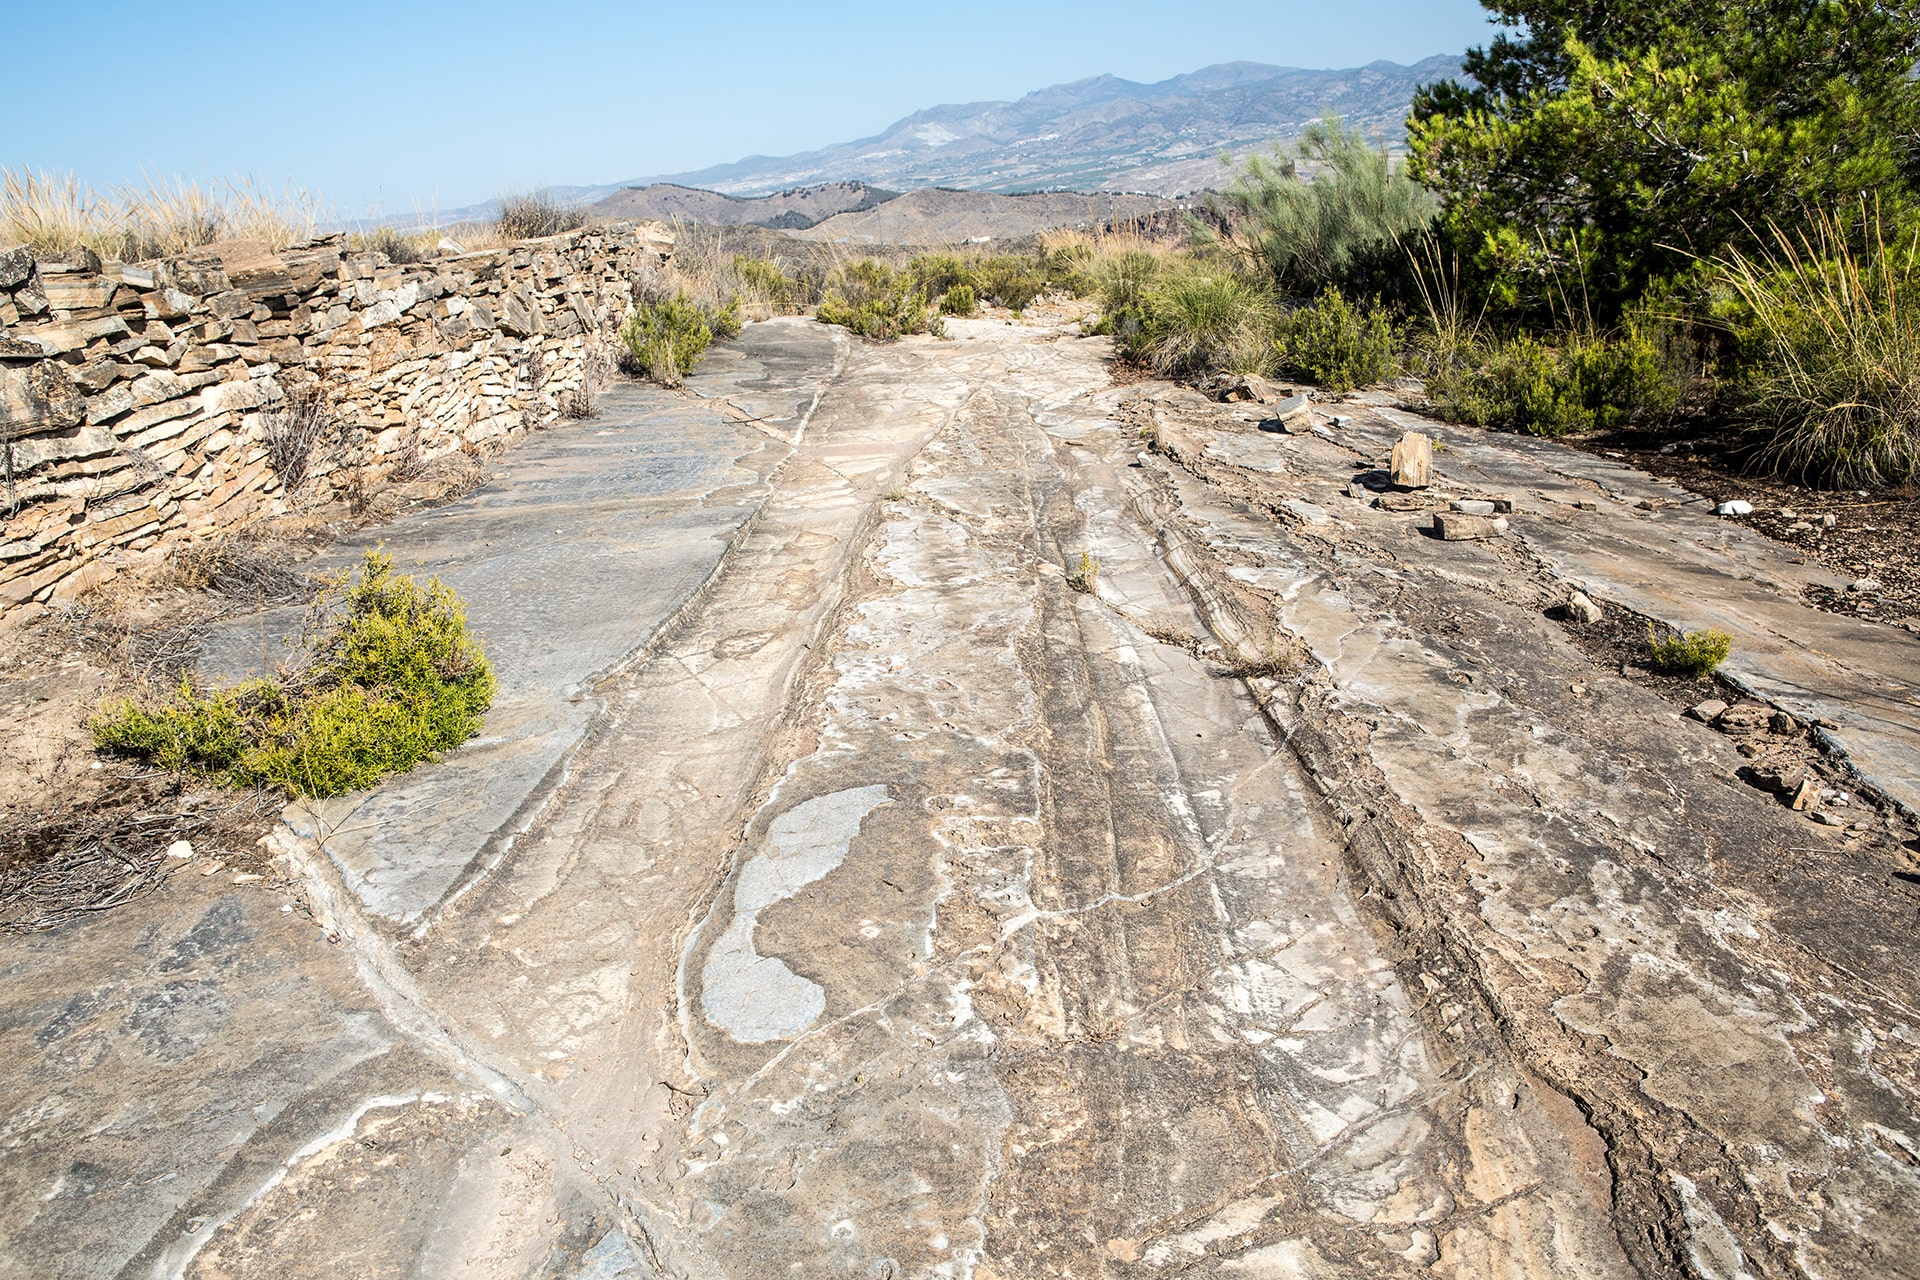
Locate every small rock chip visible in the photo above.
<box><xmin>1346</xmin><ymin>482</ymin><xmax>1370</xmax><ymax>499</ymax></box>
<box><xmin>1452</xmin><ymin>499</ymin><xmax>1497</xmax><ymax>516</ymax></box>
<box><xmin>231</xmin><ymin>873</ymin><xmax>263</xmax><ymax>884</ymax></box>
<box><xmin>1790</xmin><ymin>777</ymin><xmax>1818</xmax><ymax>811</ymax></box>
<box><xmin>1714</xmin><ymin>499</ymin><xmax>1755</xmax><ymax>516</ymax></box>
<box><xmin>1769</xmin><ymin>711</ymin><xmax>1799</xmax><ymax>734</ymax></box>
<box><xmin>1565</xmin><ymin>591</ymin><xmax>1603</xmax><ymax>624</ymax></box>
<box><xmin>1848</xmin><ymin>577</ymin><xmax>1882</xmax><ymax>593</ymax></box>
<box><xmin>1686</xmin><ymin>698</ymin><xmax>1730</xmax><ymax>723</ymax></box>
<box><xmin>1821</xmin><ymin>513</ymin><xmax>1838</xmax><ymax>528</ymax></box>
<box><xmin>1268</xmin><ymin>393</ymin><xmax>1316</xmax><ymax>434</ymax></box>
<box><xmin>1787</xmin><ymin>521</ymin><xmax>1812</xmax><ymax>533</ymax></box>
<box><xmin>165</xmin><ymin>840</ymin><xmax>195</xmax><ymax>859</ymax></box>
<box><xmin>1433</xmin><ymin>512</ymin><xmax>1502</xmax><ymax>541</ymax></box>
<box><xmin>1572</xmin><ymin>499</ymin><xmax>1599</xmax><ymax>511</ymax></box>
<box><xmin>1812</xmin><ymin>811</ymin><xmax>1846</xmax><ymax>826</ymax></box>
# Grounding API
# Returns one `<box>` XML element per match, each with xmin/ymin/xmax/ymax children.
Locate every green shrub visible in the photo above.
<box><xmin>1044</xmin><ymin>240</ymin><xmax>1097</xmax><ymax>296</ymax></box>
<box><xmin>733</xmin><ymin>256</ymin><xmax>796</xmax><ymax>312</ymax></box>
<box><xmin>973</xmin><ymin>255</ymin><xmax>1048</xmax><ymax>310</ymax></box>
<box><xmin>1715</xmin><ymin>209</ymin><xmax>1920</xmax><ymax>487</ymax></box>
<box><xmin>817</xmin><ymin>260</ymin><xmax>944</xmax><ymax>341</ymax></box>
<box><xmin>1277</xmin><ymin>287</ymin><xmax>1396</xmax><ymax>391</ymax></box>
<box><xmin>619</xmin><ymin>293</ymin><xmax>713</xmax><ymax>387</ymax></box>
<box><xmin>1214</xmin><ymin>114</ymin><xmax>1437</xmax><ymax>296</ymax></box>
<box><xmin>940</xmin><ymin>283</ymin><xmax>978</xmax><ymax>316</ymax></box>
<box><xmin>92</xmin><ymin>552</ymin><xmax>495</xmax><ymax>798</ymax></box>
<box><xmin>1426</xmin><ymin>326</ymin><xmax>1684</xmax><ymax>437</ymax></box>
<box><xmin>1648</xmin><ymin>626</ymin><xmax>1732</xmax><ymax>677</ymax></box>
<box><xmin>1128</xmin><ymin>269</ymin><xmax>1277</xmax><ymax>378</ymax></box>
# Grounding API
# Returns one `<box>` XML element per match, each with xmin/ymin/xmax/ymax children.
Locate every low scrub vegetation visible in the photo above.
<box><xmin>817</xmin><ymin>261</ymin><xmax>945</xmax><ymax>341</ymax></box>
<box><xmin>92</xmin><ymin>552</ymin><xmax>495</xmax><ymax>798</ymax></box>
<box><xmin>1276</xmin><ymin>287</ymin><xmax>1396</xmax><ymax>392</ymax></box>
<box><xmin>619</xmin><ymin>292</ymin><xmax>739</xmax><ymax>386</ymax></box>
<box><xmin>1648</xmin><ymin>626</ymin><xmax>1733</xmax><ymax>678</ymax></box>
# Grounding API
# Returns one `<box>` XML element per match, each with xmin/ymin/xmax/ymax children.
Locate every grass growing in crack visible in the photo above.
<box><xmin>1647</xmin><ymin>626</ymin><xmax>1732</xmax><ymax>677</ymax></box>
<box><xmin>91</xmin><ymin>551</ymin><xmax>494</xmax><ymax>798</ymax></box>
<box><xmin>886</xmin><ymin>483</ymin><xmax>908</xmax><ymax>501</ymax></box>
<box><xmin>1068</xmin><ymin>550</ymin><xmax>1101</xmax><ymax>594</ymax></box>
<box><xmin>1231</xmin><ymin>635</ymin><xmax>1309</xmax><ymax>679</ymax></box>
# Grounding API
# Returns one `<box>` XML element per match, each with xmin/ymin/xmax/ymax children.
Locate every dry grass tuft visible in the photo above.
<box><xmin>2</xmin><ymin>168</ymin><xmax>320</xmax><ymax>261</ymax></box>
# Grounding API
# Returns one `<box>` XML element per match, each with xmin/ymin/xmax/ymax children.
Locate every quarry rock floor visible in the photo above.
<box><xmin>5</xmin><ymin>317</ymin><xmax>1920</xmax><ymax>1279</ymax></box>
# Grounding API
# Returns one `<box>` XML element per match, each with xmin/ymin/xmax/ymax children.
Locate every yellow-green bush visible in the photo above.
<box><xmin>1648</xmin><ymin>626</ymin><xmax>1732</xmax><ymax>677</ymax></box>
<box><xmin>817</xmin><ymin>260</ymin><xmax>944</xmax><ymax>340</ymax></box>
<box><xmin>1424</xmin><ymin>326</ymin><xmax>1684</xmax><ymax>437</ymax></box>
<box><xmin>1277</xmin><ymin>287</ymin><xmax>1397</xmax><ymax>391</ymax></box>
<box><xmin>619</xmin><ymin>293</ymin><xmax>722</xmax><ymax>386</ymax></box>
<box><xmin>92</xmin><ymin>552</ymin><xmax>495</xmax><ymax>798</ymax></box>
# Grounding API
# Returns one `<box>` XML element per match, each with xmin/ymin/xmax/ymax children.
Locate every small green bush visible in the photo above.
<box><xmin>92</xmin><ymin>552</ymin><xmax>495</xmax><ymax>798</ymax></box>
<box><xmin>817</xmin><ymin>260</ymin><xmax>944</xmax><ymax>341</ymax></box>
<box><xmin>941</xmin><ymin>283</ymin><xmax>978</xmax><ymax>316</ymax></box>
<box><xmin>1648</xmin><ymin>626</ymin><xmax>1732</xmax><ymax>677</ymax></box>
<box><xmin>619</xmin><ymin>293</ymin><xmax>714</xmax><ymax>387</ymax></box>
<box><xmin>1277</xmin><ymin>287</ymin><xmax>1396</xmax><ymax>392</ymax></box>
<box><xmin>1426</xmin><ymin>327</ymin><xmax>1684</xmax><ymax>437</ymax></box>
<box><xmin>1089</xmin><ymin>250</ymin><xmax>1167</xmax><ymax>340</ymax></box>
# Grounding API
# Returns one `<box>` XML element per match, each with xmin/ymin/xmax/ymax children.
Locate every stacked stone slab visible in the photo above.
<box><xmin>0</xmin><ymin>222</ymin><xmax>674</xmax><ymax>609</ymax></box>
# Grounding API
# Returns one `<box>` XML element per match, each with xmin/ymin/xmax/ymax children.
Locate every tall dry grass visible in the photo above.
<box><xmin>1715</xmin><ymin>205</ymin><xmax>1920</xmax><ymax>486</ymax></box>
<box><xmin>2</xmin><ymin>168</ymin><xmax>321</xmax><ymax>261</ymax></box>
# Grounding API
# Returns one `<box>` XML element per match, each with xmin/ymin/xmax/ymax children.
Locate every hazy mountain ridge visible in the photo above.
<box><xmin>573</xmin><ymin>55</ymin><xmax>1462</xmax><ymax>202</ymax></box>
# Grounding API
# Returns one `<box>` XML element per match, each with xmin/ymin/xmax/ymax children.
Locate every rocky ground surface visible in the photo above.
<box><xmin>3</xmin><ymin>317</ymin><xmax>1918</xmax><ymax>1279</ymax></box>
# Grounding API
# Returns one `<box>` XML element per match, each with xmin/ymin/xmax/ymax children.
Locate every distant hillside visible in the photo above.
<box><xmin>586</xmin><ymin>182</ymin><xmax>896</xmax><ymax>230</ymax></box>
<box><xmin>604</xmin><ymin>56</ymin><xmax>1460</xmax><ymax>198</ymax></box>
<box><xmin>791</xmin><ymin>189</ymin><xmax>1177</xmax><ymax>245</ymax></box>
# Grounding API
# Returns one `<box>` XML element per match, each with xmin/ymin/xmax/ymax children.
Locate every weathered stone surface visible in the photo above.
<box><xmin>1688</xmin><ymin>698</ymin><xmax>1730</xmax><ymax>723</ymax></box>
<box><xmin>8</xmin><ymin>423</ymin><xmax>117</xmax><ymax>472</ymax></box>
<box><xmin>38</xmin><ymin>274</ymin><xmax>115</xmax><ymax>310</ymax></box>
<box><xmin>0</xmin><ymin>244</ymin><xmax>33</xmax><ymax>289</ymax></box>
<box><xmin>1433</xmin><ymin>510</ymin><xmax>1504</xmax><ymax>540</ymax></box>
<box><xmin>0</xmin><ymin>361</ymin><xmax>86</xmax><ymax>432</ymax></box>
<box><xmin>1565</xmin><ymin>590</ymin><xmax>1603</xmax><ymax>624</ymax></box>
<box><xmin>1390</xmin><ymin>428</ymin><xmax>1432</xmax><ymax>488</ymax></box>
<box><xmin>15</xmin><ymin>314</ymin><xmax>128</xmax><ymax>354</ymax></box>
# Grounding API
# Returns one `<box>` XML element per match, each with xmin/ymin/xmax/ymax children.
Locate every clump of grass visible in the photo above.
<box><xmin>354</xmin><ymin>225</ymin><xmax>433</xmax><ymax>264</ymax></box>
<box><xmin>1126</xmin><ymin>267</ymin><xmax>1278</xmax><ymax>378</ymax></box>
<box><xmin>1068</xmin><ymin>549</ymin><xmax>1101</xmax><ymax>593</ymax></box>
<box><xmin>1277</xmin><ymin>286</ymin><xmax>1396</xmax><ymax>392</ymax></box>
<box><xmin>495</xmin><ymin>191</ymin><xmax>587</xmax><ymax>241</ymax></box>
<box><xmin>1647</xmin><ymin>626</ymin><xmax>1732</xmax><ymax>677</ymax></box>
<box><xmin>2</xmin><ymin>167</ymin><xmax>320</xmax><ymax>261</ymax></box>
<box><xmin>1232</xmin><ymin>635</ymin><xmax>1308</xmax><ymax>679</ymax></box>
<box><xmin>619</xmin><ymin>293</ymin><xmax>729</xmax><ymax>387</ymax></box>
<box><xmin>92</xmin><ymin>552</ymin><xmax>495</xmax><ymax>798</ymax></box>
<box><xmin>1714</xmin><ymin>205</ymin><xmax>1920</xmax><ymax>487</ymax></box>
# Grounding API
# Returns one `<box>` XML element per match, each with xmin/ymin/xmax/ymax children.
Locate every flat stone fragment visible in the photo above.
<box><xmin>1432</xmin><ymin>511</ymin><xmax>1503</xmax><ymax>540</ymax></box>
<box><xmin>1390</xmin><ymin>429</ymin><xmax>1432</xmax><ymax>488</ymax></box>
<box><xmin>1452</xmin><ymin>498</ymin><xmax>1497</xmax><ymax>516</ymax></box>
<box><xmin>1687</xmin><ymin>699</ymin><xmax>1730</xmax><ymax>723</ymax></box>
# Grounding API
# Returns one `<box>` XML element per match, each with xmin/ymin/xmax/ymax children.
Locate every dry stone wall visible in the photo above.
<box><xmin>0</xmin><ymin>222</ymin><xmax>674</xmax><ymax>610</ymax></box>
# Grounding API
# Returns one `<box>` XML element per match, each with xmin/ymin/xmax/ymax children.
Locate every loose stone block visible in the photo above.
<box><xmin>1391</xmin><ymin>431</ymin><xmax>1432</xmax><ymax>489</ymax></box>
<box><xmin>1432</xmin><ymin>511</ymin><xmax>1503</xmax><ymax>541</ymax></box>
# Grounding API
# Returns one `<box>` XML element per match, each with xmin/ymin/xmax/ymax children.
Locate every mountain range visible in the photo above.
<box><xmin>558</xmin><ymin>55</ymin><xmax>1462</xmax><ymax>203</ymax></box>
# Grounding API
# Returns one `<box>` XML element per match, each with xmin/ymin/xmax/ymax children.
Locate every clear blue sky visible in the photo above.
<box><xmin>5</xmin><ymin>0</ymin><xmax>1495</xmax><ymax>217</ymax></box>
